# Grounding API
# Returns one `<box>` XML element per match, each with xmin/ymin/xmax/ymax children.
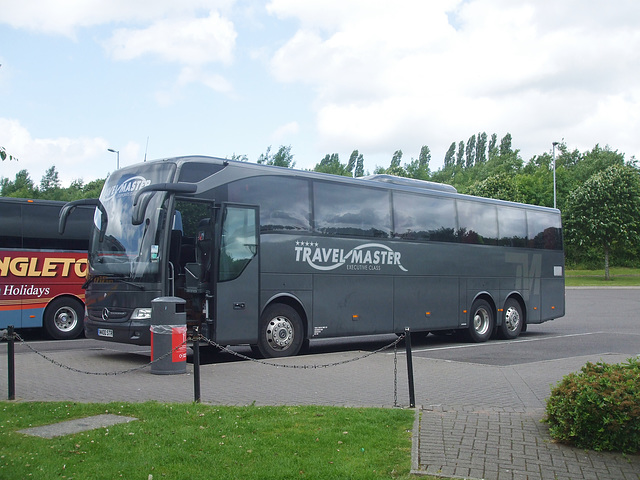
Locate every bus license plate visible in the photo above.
<box><xmin>98</xmin><ymin>328</ymin><xmax>114</xmax><ymax>338</ymax></box>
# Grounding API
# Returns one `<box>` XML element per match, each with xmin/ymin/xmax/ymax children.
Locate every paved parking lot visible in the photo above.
<box><xmin>2</xmin><ymin>288</ymin><xmax>640</xmax><ymax>479</ymax></box>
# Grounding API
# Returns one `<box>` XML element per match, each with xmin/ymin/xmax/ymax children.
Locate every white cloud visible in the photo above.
<box><xmin>267</xmin><ymin>0</ymin><xmax>640</xmax><ymax>165</ymax></box>
<box><xmin>104</xmin><ymin>12</ymin><xmax>237</xmax><ymax>66</ymax></box>
<box><xmin>0</xmin><ymin>118</ymin><xmax>139</xmax><ymax>186</ymax></box>
<box><xmin>271</xmin><ymin>121</ymin><xmax>300</xmax><ymax>142</ymax></box>
<box><xmin>0</xmin><ymin>0</ymin><xmax>234</xmax><ymax>37</ymax></box>
<box><xmin>178</xmin><ymin>66</ymin><xmax>234</xmax><ymax>94</ymax></box>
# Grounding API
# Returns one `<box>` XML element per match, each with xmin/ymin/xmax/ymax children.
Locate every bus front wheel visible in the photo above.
<box><xmin>465</xmin><ymin>299</ymin><xmax>494</xmax><ymax>343</ymax></box>
<box><xmin>44</xmin><ymin>297</ymin><xmax>84</xmax><ymax>340</ymax></box>
<box><xmin>257</xmin><ymin>304</ymin><xmax>304</xmax><ymax>358</ymax></box>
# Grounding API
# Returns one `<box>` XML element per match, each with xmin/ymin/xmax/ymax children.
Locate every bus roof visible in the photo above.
<box><xmin>120</xmin><ymin>155</ymin><xmax>560</xmax><ymax>214</ymax></box>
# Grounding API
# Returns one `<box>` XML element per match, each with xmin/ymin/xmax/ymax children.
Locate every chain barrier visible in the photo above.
<box><xmin>3</xmin><ymin>331</ymin><xmax>187</xmax><ymax>376</ymax></box>
<box><xmin>2</xmin><ymin>330</ymin><xmax>406</xmax><ymax>375</ymax></box>
<box><xmin>195</xmin><ymin>333</ymin><xmax>406</xmax><ymax>370</ymax></box>
<box><xmin>3</xmin><ymin>329</ymin><xmax>412</xmax><ymax>406</ymax></box>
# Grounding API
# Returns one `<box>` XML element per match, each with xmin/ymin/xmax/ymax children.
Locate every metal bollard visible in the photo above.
<box><xmin>8</xmin><ymin>326</ymin><xmax>15</xmax><ymax>400</ymax></box>
<box><xmin>404</xmin><ymin>327</ymin><xmax>415</xmax><ymax>408</ymax></box>
<box><xmin>193</xmin><ymin>327</ymin><xmax>201</xmax><ymax>403</ymax></box>
<box><xmin>150</xmin><ymin>297</ymin><xmax>187</xmax><ymax>375</ymax></box>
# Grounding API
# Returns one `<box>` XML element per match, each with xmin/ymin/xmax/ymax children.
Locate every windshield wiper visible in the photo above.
<box><xmin>82</xmin><ymin>274</ymin><xmax>145</xmax><ymax>291</ymax></box>
<box><xmin>112</xmin><ymin>277</ymin><xmax>145</xmax><ymax>290</ymax></box>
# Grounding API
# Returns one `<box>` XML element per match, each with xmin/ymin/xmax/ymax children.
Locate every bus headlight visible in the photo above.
<box><xmin>131</xmin><ymin>308</ymin><xmax>152</xmax><ymax>320</ymax></box>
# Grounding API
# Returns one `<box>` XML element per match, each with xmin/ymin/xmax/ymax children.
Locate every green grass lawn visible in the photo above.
<box><xmin>565</xmin><ymin>267</ymin><xmax>640</xmax><ymax>287</ymax></box>
<box><xmin>0</xmin><ymin>401</ymin><xmax>428</xmax><ymax>480</ymax></box>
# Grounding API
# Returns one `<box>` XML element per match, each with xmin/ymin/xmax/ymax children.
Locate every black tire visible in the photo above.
<box><xmin>498</xmin><ymin>298</ymin><xmax>523</xmax><ymax>340</ymax></box>
<box><xmin>257</xmin><ymin>304</ymin><xmax>304</xmax><ymax>358</ymax></box>
<box><xmin>43</xmin><ymin>297</ymin><xmax>84</xmax><ymax>340</ymax></box>
<box><xmin>464</xmin><ymin>299</ymin><xmax>494</xmax><ymax>343</ymax></box>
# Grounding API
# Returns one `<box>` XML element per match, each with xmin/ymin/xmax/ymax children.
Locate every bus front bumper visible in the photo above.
<box><xmin>84</xmin><ymin>318</ymin><xmax>151</xmax><ymax>345</ymax></box>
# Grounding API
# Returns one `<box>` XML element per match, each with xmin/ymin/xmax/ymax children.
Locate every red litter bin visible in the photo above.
<box><xmin>150</xmin><ymin>297</ymin><xmax>187</xmax><ymax>375</ymax></box>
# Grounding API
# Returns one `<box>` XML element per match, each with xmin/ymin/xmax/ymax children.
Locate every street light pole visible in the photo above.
<box><xmin>108</xmin><ymin>148</ymin><xmax>120</xmax><ymax>170</ymax></box>
<box><xmin>552</xmin><ymin>142</ymin><xmax>559</xmax><ymax>209</ymax></box>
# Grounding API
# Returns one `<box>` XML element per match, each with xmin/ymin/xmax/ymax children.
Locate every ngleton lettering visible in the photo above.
<box><xmin>0</xmin><ymin>257</ymin><xmax>88</xmax><ymax>278</ymax></box>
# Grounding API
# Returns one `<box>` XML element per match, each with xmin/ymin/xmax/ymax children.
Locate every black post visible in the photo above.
<box><xmin>404</xmin><ymin>327</ymin><xmax>415</xmax><ymax>408</ymax></box>
<box><xmin>193</xmin><ymin>328</ymin><xmax>201</xmax><ymax>403</ymax></box>
<box><xmin>8</xmin><ymin>326</ymin><xmax>15</xmax><ymax>401</ymax></box>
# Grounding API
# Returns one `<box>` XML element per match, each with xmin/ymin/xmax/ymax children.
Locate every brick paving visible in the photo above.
<box><xmin>1</xmin><ymin>338</ymin><xmax>639</xmax><ymax>480</ymax></box>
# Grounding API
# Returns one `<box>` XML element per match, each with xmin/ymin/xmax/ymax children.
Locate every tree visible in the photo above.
<box><xmin>346</xmin><ymin>150</ymin><xmax>358</xmax><ymax>174</ymax></box>
<box><xmin>488</xmin><ymin>133</ymin><xmax>498</xmax><ymax>160</ymax></box>
<box><xmin>444</xmin><ymin>142</ymin><xmax>456</xmax><ymax>169</ymax></box>
<box><xmin>40</xmin><ymin>165</ymin><xmax>61</xmax><ymax>196</ymax></box>
<box><xmin>1</xmin><ymin>169</ymin><xmax>36</xmax><ymax>198</ymax></box>
<box><xmin>387</xmin><ymin>150</ymin><xmax>406</xmax><ymax>176</ymax></box>
<box><xmin>405</xmin><ymin>145</ymin><xmax>431</xmax><ymax>180</ymax></box>
<box><xmin>354</xmin><ymin>152</ymin><xmax>365</xmax><ymax>177</ymax></box>
<box><xmin>229</xmin><ymin>153</ymin><xmax>248</xmax><ymax>162</ymax></box>
<box><xmin>564</xmin><ymin>165</ymin><xmax>640</xmax><ymax>279</ymax></box>
<box><xmin>314</xmin><ymin>153</ymin><xmax>352</xmax><ymax>176</ymax></box>
<box><xmin>467</xmin><ymin>174</ymin><xmax>523</xmax><ymax>202</ymax></box>
<box><xmin>456</xmin><ymin>141</ymin><xmax>464</xmax><ymax>168</ymax></box>
<box><xmin>257</xmin><ymin>145</ymin><xmax>295</xmax><ymax>168</ymax></box>
<box><xmin>499</xmin><ymin>133</ymin><xmax>513</xmax><ymax>156</ymax></box>
<box><xmin>475</xmin><ymin>132</ymin><xmax>487</xmax><ymax>165</ymax></box>
<box><xmin>465</xmin><ymin>134</ymin><xmax>476</xmax><ymax>168</ymax></box>
<box><xmin>567</xmin><ymin>144</ymin><xmax>624</xmax><ymax>186</ymax></box>
<box><xmin>0</xmin><ymin>146</ymin><xmax>18</xmax><ymax>162</ymax></box>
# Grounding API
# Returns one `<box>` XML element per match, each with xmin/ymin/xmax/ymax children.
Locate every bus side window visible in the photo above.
<box><xmin>219</xmin><ymin>207</ymin><xmax>257</xmax><ymax>282</ymax></box>
<box><xmin>0</xmin><ymin>203</ymin><xmax>22</xmax><ymax>248</ymax></box>
<box><xmin>314</xmin><ymin>182</ymin><xmax>391</xmax><ymax>238</ymax></box>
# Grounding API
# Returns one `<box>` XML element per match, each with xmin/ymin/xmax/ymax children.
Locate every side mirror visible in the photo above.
<box><xmin>59</xmin><ymin>199</ymin><xmax>107</xmax><ymax>242</ymax></box>
<box><xmin>132</xmin><ymin>183</ymin><xmax>198</xmax><ymax>225</ymax></box>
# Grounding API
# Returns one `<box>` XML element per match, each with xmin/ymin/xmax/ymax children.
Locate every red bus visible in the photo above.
<box><xmin>0</xmin><ymin>197</ymin><xmax>92</xmax><ymax>339</ymax></box>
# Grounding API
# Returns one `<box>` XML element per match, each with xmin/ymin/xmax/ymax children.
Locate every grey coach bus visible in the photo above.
<box><xmin>60</xmin><ymin>156</ymin><xmax>565</xmax><ymax>357</ymax></box>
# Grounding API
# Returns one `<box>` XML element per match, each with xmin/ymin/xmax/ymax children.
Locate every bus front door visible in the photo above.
<box><xmin>214</xmin><ymin>204</ymin><xmax>260</xmax><ymax>345</ymax></box>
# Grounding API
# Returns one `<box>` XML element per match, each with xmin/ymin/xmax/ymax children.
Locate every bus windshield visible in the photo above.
<box><xmin>89</xmin><ymin>163</ymin><xmax>176</xmax><ymax>280</ymax></box>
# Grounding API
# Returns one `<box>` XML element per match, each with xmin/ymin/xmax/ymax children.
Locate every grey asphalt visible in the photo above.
<box><xmin>1</xmin><ymin>288</ymin><xmax>640</xmax><ymax>480</ymax></box>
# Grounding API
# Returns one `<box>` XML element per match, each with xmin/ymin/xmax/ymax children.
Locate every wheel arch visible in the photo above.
<box><xmin>262</xmin><ymin>293</ymin><xmax>309</xmax><ymax>339</ymax></box>
<box><xmin>43</xmin><ymin>293</ymin><xmax>85</xmax><ymax>320</ymax></box>
<box><xmin>469</xmin><ymin>291</ymin><xmax>497</xmax><ymax>322</ymax></box>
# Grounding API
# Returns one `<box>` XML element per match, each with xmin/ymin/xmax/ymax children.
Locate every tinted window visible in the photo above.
<box><xmin>0</xmin><ymin>202</ymin><xmax>22</xmax><ymax>248</ymax></box>
<box><xmin>314</xmin><ymin>182</ymin><xmax>391</xmax><ymax>238</ymax></box>
<box><xmin>497</xmin><ymin>206</ymin><xmax>527</xmax><ymax>247</ymax></box>
<box><xmin>527</xmin><ymin>210</ymin><xmax>562</xmax><ymax>250</ymax></box>
<box><xmin>228</xmin><ymin>176</ymin><xmax>311</xmax><ymax>232</ymax></box>
<box><xmin>456</xmin><ymin>200</ymin><xmax>498</xmax><ymax>245</ymax></box>
<box><xmin>21</xmin><ymin>203</ymin><xmax>91</xmax><ymax>251</ymax></box>
<box><xmin>178</xmin><ymin>162</ymin><xmax>225</xmax><ymax>183</ymax></box>
<box><xmin>219</xmin><ymin>206</ymin><xmax>257</xmax><ymax>282</ymax></box>
<box><xmin>393</xmin><ymin>192</ymin><xmax>456</xmax><ymax>242</ymax></box>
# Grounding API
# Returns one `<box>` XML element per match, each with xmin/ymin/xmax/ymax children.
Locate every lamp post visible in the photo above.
<box><xmin>552</xmin><ymin>141</ymin><xmax>559</xmax><ymax>209</ymax></box>
<box><xmin>108</xmin><ymin>148</ymin><xmax>120</xmax><ymax>170</ymax></box>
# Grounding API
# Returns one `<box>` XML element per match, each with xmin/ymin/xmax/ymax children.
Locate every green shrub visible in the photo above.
<box><xmin>545</xmin><ymin>357</ymin><xmax>640</xmax><ymax>453</ymax></box>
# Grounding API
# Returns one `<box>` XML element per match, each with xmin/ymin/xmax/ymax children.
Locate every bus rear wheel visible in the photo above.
<box><xmin>257</xmin><ymin>304</ymin><xmax>304</xmax><ymax>358</ymax></box>
<box><xmin>44</xmin><ymin>297</ymin><xmax>84</xmax><ymax>340</ymax></box>
<box><xmin>498</xmin><ymin>298</ymin><xmax>523</xmax><ymax>340</ymax></box>
<box><xmin>464</xmin><ymin>299</ymin><xmax>494</xmax><ymax>343</ymax></box>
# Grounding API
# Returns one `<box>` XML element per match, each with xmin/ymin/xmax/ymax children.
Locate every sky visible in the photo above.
<box><xmin>1</xmin><ymin>0</ymin><xmax>639</xmax><ymax>187</ymax></box>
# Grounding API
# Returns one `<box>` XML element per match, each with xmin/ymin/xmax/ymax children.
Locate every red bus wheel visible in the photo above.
<box><xmin>44</xmin><ymin>297</ymin><xmax>84</xmax><ymax>340</ymax></box>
